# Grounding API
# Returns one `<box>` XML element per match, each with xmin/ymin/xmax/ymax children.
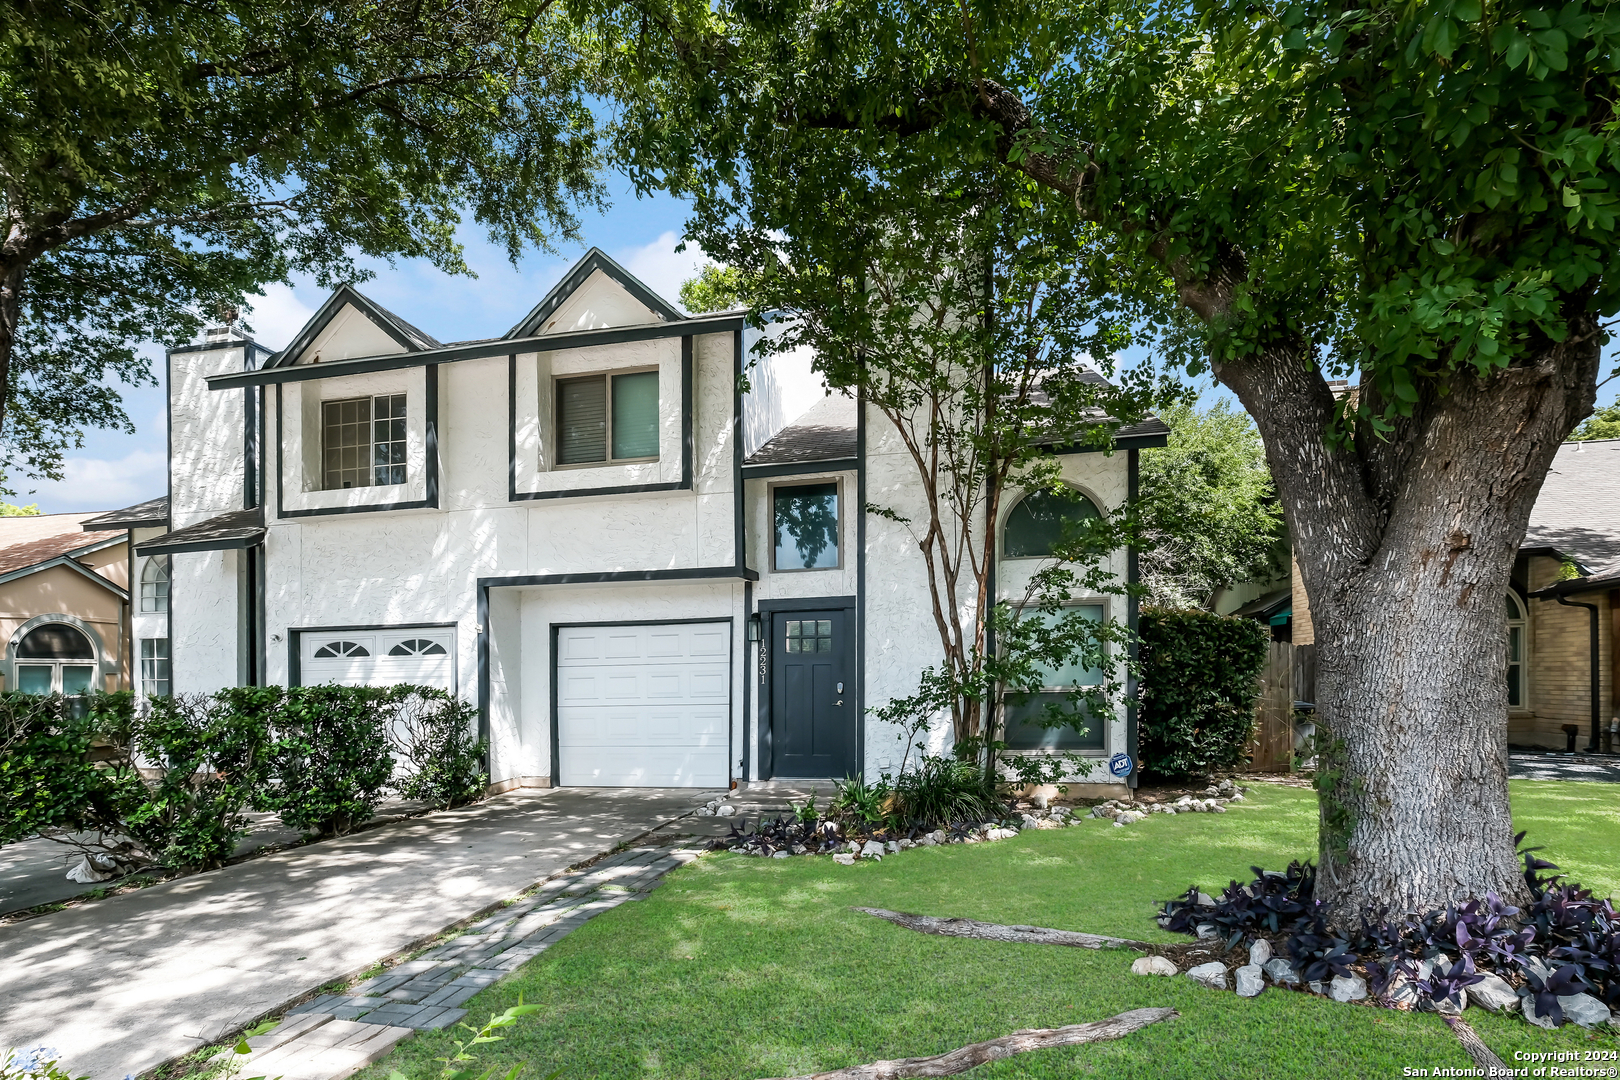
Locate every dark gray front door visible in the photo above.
<box><xmin>771</xmin><ymin>610</ymin><xmax>855</xmax><ymax>778</ymax></box>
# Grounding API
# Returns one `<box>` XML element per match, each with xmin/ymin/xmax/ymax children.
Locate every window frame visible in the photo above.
<box><xmin>140</xmin><ymin>555</ymin><xmax>170</xmax><ymax>614</ymax></box>
<box><xmin>1000</xmin><ymin>484</ymin><xmax>1105</xmax><ymax>561</ymax></box>
<box><xmin>1506</xmin><ymin>589</ymin><xmax>1529</xmax><ymax>712</ymax></box>
<box><xmin>320</xmin><ymin>393</ymin><xmax>409</xmax><ymax>491</ymax></box>
<box><xmin>768</xmin><ymin>477</ymin><xmax>844</xmax><ymax>573</ymax></box>
<box><xmin>998</xmin><ymin>598</ymin><xmax>1114</xmax><ymax>755</ymax></box>
<box><xmin>552</xmin><ymin>366</ymin><xmax>662</xmax><ymax>470</ymax></box>
<box><xmin>140</xmin><ymin>637</ymin><xmax>171</xmax><ymax>698</ymax></box>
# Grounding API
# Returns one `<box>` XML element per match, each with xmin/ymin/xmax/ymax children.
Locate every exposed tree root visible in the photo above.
<box><xmin>759</xmin><ymin>1007</ymin><xmax>1179</xmax><ymax>1080</ymax></box>
<box><xmin>1442</xmin><ymin>1016</ymin><xmax>1508</xmax><ymax>1074</ymax></box>
<box><xmin>854</xmin><ymin>907</ymin><xmax>1153</xmax><ymax>950</ymax></box>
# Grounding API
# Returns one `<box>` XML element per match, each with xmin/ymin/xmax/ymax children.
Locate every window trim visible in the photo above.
<box><xmin>998</xmin><ymin>597</ymin><xmax>1115</xmax><ymax>757</ymax></box>
<box><xmin>551</xmin><ymin>365</ymin><xmax>662</xmax><ymax>470</ymax></box>
<box><xmin>319</xmin><ymin>393</ymin><xmax>409</xmax><ymax>491</ymax></box>
<box><xmin>4</xmin><ymin>613</ymin><xmax>115</xmax><ymax>696</ymax></box>
<box><xmin>1000</xmin><ymin>483</ymin><xmax>1106</xmax><ymax>561</ymax></box>
<box><xmin>768</xmin><ymin>477</ymin><xmax>845</xmax><ymax>573</ymax></box>
<box><xmin>140</xmin><ymin>637</ymin><xmax>172</xmax><ymax>698</ymax></box>
<box><xmin>139</xmin><ymin>555</ymin><xmax>170</xmax><ymax>614</ymax></box>
<box><xmin>1507</xmin><ymin>588</ymin><xmax>1529</xmax><ymax>713</ymax></box>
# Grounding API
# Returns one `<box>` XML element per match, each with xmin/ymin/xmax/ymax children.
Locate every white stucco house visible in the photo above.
<box><xmin>118</xmin><ymin>249</ymin><xmax>1165</xmax><ymax>793</ymax></box>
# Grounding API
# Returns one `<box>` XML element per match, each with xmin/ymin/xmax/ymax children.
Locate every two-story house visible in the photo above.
<box><xmin>123</xmin><ymin>249</ymin><xmax>1163</xmax><ymax>793</ymax></box>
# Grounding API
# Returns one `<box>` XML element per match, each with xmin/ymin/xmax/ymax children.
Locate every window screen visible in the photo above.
<box><xmin>774</xmin><ymin>483</ymin><xmax>840</xmax><ymax>569</ymax></box>
<box><xmin>557</xmin><ymin>376</ymin><xmax>607</xmax><ymax>464</ymax></box>
<box><xmin>611</xmin><ymin>371</ymin><xmax>660</xmax><ymax>459</ymax></box>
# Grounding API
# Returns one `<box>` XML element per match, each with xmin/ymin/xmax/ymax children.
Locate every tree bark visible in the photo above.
<box><xmin>854</xmin><ymin>907</ymin><xmax>1151</xmax><ymax>949</ymax></box>
<box><xmin>1214</xmin><ymin>324</ymin><xmax>1602</xmax><ymax>915</ymax></box>
<box><xmin>0</xmin><ymin>261</ymin><xmax>21</xmax><ymax>440</ymax></box>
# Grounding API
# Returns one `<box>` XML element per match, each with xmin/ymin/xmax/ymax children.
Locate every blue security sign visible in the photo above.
<box><xmin>1108</xmin><ymin>753</ymin><xmax>1135</xmax><ymax>778</ymax></box>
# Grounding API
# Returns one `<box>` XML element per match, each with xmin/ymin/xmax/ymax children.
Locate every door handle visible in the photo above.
<box><xmin>835</xmin><ymin>700</ymin><xmax>843</xmax><ymax>706</ymax></box>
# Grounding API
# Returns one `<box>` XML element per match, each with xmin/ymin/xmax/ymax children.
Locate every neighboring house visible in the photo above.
<box><xmin>1292</xmin><ymin>437</ymin><xmax>1620</xmax><ymax>752</ymax></box>
<box><xmin>124</xmin><ymin>248</ymin><xmax>1162</xmax><ymax>792</ymax></box>
<box><xmin>0</xmin><ymin>512</ymin><xmax>139</xmax><ymax>694</ymax></box>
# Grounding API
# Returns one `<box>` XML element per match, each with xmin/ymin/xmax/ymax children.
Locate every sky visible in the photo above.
<box><xmin>20</xmin><ymin>184</ymin><xmax>712</xmax><ymax>513</ymax></box>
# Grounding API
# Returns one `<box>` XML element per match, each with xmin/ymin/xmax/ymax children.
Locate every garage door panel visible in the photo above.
<box><xmin>301</xmin><ymin>628</ymin><xmax>455</xmax><ymax>690</ymax></box>
<box><xmin>555</xmin><ymin>620</ymin><xmax>730</xmax><ymax>787</ymax></box>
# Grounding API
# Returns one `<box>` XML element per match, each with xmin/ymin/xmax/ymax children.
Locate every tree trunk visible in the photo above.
<box><xmin>1215</xmin><ymin>324</ymin><xmax>1601</xmax><ymax>915</ymax></box>
<box><xmin>0</xmin><ymin>261</ymin><xmax>20</xmax><ymax>440</ymax></box>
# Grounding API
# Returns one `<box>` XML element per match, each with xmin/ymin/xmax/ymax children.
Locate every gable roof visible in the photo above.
<box><xmin>0</xmin><ymin>517</ymin><xmax>125</xmax><ymax>593</ymax></box>
<box><xmin>266</xmin><ymin>284</ymin><xmax>442</xmax><ymax>369</ymax></box>
<box><xmin>506</xmin><ymin>247</ymin><xmax>685</xmax><ymax>338</ymax></box>
<box><xmin>1523</xmin><ymin>439</ymin><xmax>1620</xmax><ymax>571</ymax></box>
<box><xmin>135</xmin><ymin>507</ymin><xmax>265</xmax><ymax>557</ymax></box>
<box><xmin>82</xmin><ymin>496</ymin><xmax>169</xmax><ymax>531</ymax></box>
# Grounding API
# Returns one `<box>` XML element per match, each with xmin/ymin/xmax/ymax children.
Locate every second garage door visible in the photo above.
<box><xmin>555</xmin><ymin>621</ymin><xmax>730</xmax><ymax>787</ymax></box>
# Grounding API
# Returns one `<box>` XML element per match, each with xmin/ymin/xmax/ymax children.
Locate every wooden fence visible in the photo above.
<box><xmin>1251</xmin><ymin>641</ymin><xmax>1298</xmax><ymax>772</ymax></box>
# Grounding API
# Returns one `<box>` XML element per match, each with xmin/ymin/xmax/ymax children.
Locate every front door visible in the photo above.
<box><xmin>771</xmin><ymin>610</ymin><xmax>856</xmax><ymax>778</ymax></box>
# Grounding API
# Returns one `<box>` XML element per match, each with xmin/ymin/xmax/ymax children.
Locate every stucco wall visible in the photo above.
<box><xmin>170</xmin><ymin>344</ymin><xmax>247</xmax><ymax>528</ymax></box>
<box><xmin>740</xmin><ymin>323</ymin><xmax>824</xmax><ymax>458</ymax></box>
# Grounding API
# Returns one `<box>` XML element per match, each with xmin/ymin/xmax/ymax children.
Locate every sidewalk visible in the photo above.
<box><xmin>0</xmin><ymin>787</ymin><xmax>714</xmax><ymax>1080</ymax></box>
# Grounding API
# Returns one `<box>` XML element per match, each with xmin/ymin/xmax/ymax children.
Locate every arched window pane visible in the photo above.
<box><xmin>141</xmin><ymin>556</ymin><xmax>169</xmax><ymax>614</ymax></box>
<box><xmin>17</xmin><ymin>624</ymin><xmax>94</xmax><ymax>659</ymax></box>
<box><xmin>1506</xmin><ymin>592</ymin><xmax>1527</xmax><ymax>710</ymax></box>
<box><xmin>1004</xmin><ymin>489</ymin><xmax>1102</xmax><ymax>558</ymax></box>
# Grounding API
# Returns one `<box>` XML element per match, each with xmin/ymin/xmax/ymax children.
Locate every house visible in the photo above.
<box><xmin>1290</xmin><ymin>437</ymin><xmax>1620</xmax><ymax>753</ymax></box>
<box><xmin>124</xmin><ymin>248</ymin><xmax>1163</xmax><ymax>792</ymax></box>
<box><xmin>0</xmin><ymin>510</ymin><xmax>149</xmax><ymax>695</ymax></box>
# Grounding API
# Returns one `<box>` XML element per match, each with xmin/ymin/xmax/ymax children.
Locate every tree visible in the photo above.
<box><xmin>0</xmin><ymin>503</ymin><xmax>38</xmax><ymax>517</ymax></box>
<box><xmin>590</xmin><ymin>0</ymin><xmax>1620</xmax><ymax>915</ymax></box>
<box><xmin>1570</xmin><ymin>403</ymin><xmax>1620</xmax><ymax>440</ymax></box>
<box><xmin>679</xmin><ymin>264</ymin><xmax>743</xmax><ymax>314</ymax></box>
<box><xmin>1137</xmin><ymin>400</ymin><xmax>1285</xmax><ymax>609</ymax></box>
<box><xmin>0</xmin><ymin>0</ymin><xmax>601</xmax><ymax>491</ymax></box>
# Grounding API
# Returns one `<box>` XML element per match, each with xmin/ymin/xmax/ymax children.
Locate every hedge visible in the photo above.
<box><xmin>1138</xmin><ymin>606</ymin><xmax>1269</xmax><ymax>777</ymax></box>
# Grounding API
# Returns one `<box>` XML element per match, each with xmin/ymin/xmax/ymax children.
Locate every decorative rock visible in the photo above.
<box><xmin>1235</xmin><ymin>964</ymin><xmax>1266</xmax><ymax>998</ymax></box>
<box><xmin>1433</xmin><ymin>953</ymin><xmax>1452</xmax><ymax>976</ymax></box>
<box><xmin>1308</xmin><ymin>980</ymin><xmax>1328</xmax><ymax>995</ymax></box>
<box><xmin>859</xmin><ymin>840</ymin><xmax>885</xmax><ymax>859</ymax></box>
<box><xmin>1521</xmin><ymin>956</ymin><xmax>1553</xmax><ymax>983</ymax></box>
<box><xmin>1050</xmin><ymin>806</ymin><xmax>1071</xmax><ymax>820</ymax></box>
<box><xmin>1196</xmin><ymin>923</ymin><xmax>1218</xmax><ymax>940</ymax></box>
<box><xmin>897</xmin><ymin>839</ymin><xmax>914</xmax><ymax>850</ymax></box>
<box><xmin>1522</xmin><ymin>994</ymin><xmax>1558</xmax><ymax>1028</ymax></box>
<box><xmin>1330</xmin><ymin>974</ymin><xmax>1369</xmax><ymax>1003</ymax></box>
<box><xmin>846</xmin><ymin>840</ymin><xmax>861</xmax><ymax>853</ymax></box>
<box><xmin>832</xmin><ymin>853</ymin><xmax>856</xmax><ymax>866</ymax></box>
<box><xmin>1469</xmin><ymin>974</ymin><xmax>1518</xmax><ymax>1013</ymax></box>
<box><xmin>1187</xmin><ymin>962</ymin><xmax>1229</xmax><ymax>990</ymax></box>
<box><xmin>1196</xmin><ymin>892</ymin><xmax>1216</xmax><ymax>907</ymax></box>
<box><xmin>1211</xmin><ymin>804</ymin><xmax>1227</xmax><ymax>813</ymax></box>
<box><xmin>771</xmin><ymin>850</ymin><xmax>790</xmax><ymax>859</ymax></box>
<box><xmin>1229</xmin><ymin>793</ymin><xmax>1245</xmax><ymax>802</ymax></box>
<box><xmin>1112</xmin><ymin>820</ymin><xmax>1126</xmax><ymax>828</ymax></box>
<box><xmin>1434</xmin><ymin>990</ymin><xmax>1467</xmax><ymax>1016</ymax></box>
<box><xmin>695</xmin><ymin>807</ymin><xmax>716</xmax><ymax>817</ymax></box>
<box><xmin>1131</xmin><ymin>955</ymin><xmax>1179</xmax><ymax>977</ymax></box>
<box><xmin>716</xmin><ymin>804</ymin><xmax>737</xmax><ymax>817</ymax></box>
<box><xmin>885</xmin><ymin>841</ymin><xmax>901</xmax><ymax>854</ymax></box>
<box><xmin>1559</xmin><ymin>993</ymin><xmax>1615</xmax><ymax>1029</ymax></box>
<box><xmin>1021</xmin><ymin>815</ymin><xmax>1042</xmax><ymax>829</ymax></box>
<box><xmin>917</xmin><ymin>835</ymin><xmax>937</xmax><ymax>847</ymax></box>
<box><xmin>1263</xmin><ymin>958</ymin><xmax>1299</xmax><ymax>985</ymax></box>
<box><xmin>1249</xmin><ymin>939</ymin><xmax>1272</xmax><ymax>967</ymax></box>
<box><xmin>1386</xmin><ymin>974</ymin><xmax>1420</xmax><ymax>1006</ymax></box>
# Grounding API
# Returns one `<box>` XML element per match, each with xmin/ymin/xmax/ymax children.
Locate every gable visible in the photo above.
<box><xmin>507</xmin><ymin>248</ymin><xmax>685</xmax><ymax>338</ymax></box>
<box><xmin>291</xmin><ymin>303</ymin><xmax>414</xmax><ymax>365</ymax></box>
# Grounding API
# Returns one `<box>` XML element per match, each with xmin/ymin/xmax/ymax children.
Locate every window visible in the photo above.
<box><xmin>555</xmin><ymin>371</ymin><xmax>659</xmax><ymax>465</ymax></box>
<box><xmin>388</xmin><ymin>638</ymin><xmax>448</xmax><ymax>657</ymax></box>
<box><xmin>14</xmin><ymin>623</ymin><xmax>96</xmax><ymax>696</ymax></box>
<box><xmin>1003</xmin><ymin>488</ymin><xmax>1102</xmax><ymax>558</ymax></box>
<box><xmin>773</xmin><ymin>482</ymin><xmax>840</xmax><ymax>570</ymax></box>
<box><xmin>785</xmin><ymin>619</ymin><xmax>833</xmax><ymax>653</ymax></box>
<box><xmin>1002</xmin><ymin>604</ymin><xmax>1108</xmax><ymax>751</ymax></box>
<box><xmin>1507</xmin><ymin>592</ymin><xmax>1527</xmax><ymax>710</ymax></box>
<box><xmin>322</xmin><ymin>394</ymin><xmax>407</xmax><ymax>490</ymax></box>
<box><xmin>313</xmin><ymin>640</ymin><xmax>370</xmax><ymax>658</ymax></box>
<box><xmin>140</xmin><ymin>556</ymin><xmax>169</xmax><ymax>613</ymax></box>
<box><xmin>140</xmin><ymin>638</ymin><xmax>171</xmax><ymax>697</ymax></box>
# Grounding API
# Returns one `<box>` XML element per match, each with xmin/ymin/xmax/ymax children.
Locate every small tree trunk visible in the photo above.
<box><xmin>1217</xmin><ymin>326</ymin><xmax>1600</xmax><ymax>915</ymax></box>
<box><xmin>0</xmin><ymin>261</ymin><xmax>21</xmax><ymax>440</ymax></box>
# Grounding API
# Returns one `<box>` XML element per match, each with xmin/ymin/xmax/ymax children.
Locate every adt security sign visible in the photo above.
<box><xmin>1108</xmin><ymin>753</ymin><xmax>1135</xmax><ymax>779</ymax></box>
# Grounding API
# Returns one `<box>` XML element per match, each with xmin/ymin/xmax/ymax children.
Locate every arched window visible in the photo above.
<box><xmin>1506</xmin><ymin>592</ymin><xmax>1527</xmax><ymax>710</ymax></box>
<box><xmin>313</xmin><ymin>640</ymin><xmax>370</xmax><ymax>658</ymax></box>
<box><xmin>388</xmin><ymin>638</ymin><xmax>447</xmax><ymax>657</ymax></box>
<box><xmin>1003</xmin><ymin>488</ymin><xmax>1102</xmax><ymax>558</ymax></box>
<box><xmin>140</xmin><ymin>556</ymin><xmax>169</xmax><ymax>613</ymax></box>
<box><xmin>13</xmin><ymin>622</ymin><xmax>96</xmax><ymax>695</ymax></box>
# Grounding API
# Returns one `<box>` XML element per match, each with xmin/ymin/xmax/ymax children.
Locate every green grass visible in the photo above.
<box><xmin>364</xmin><ymin>780</ymin><xmax>1619</xmax><ymax>1080</ymax></box>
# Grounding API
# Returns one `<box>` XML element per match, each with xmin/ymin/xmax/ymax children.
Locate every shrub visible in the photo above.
<box><xmin>262</xmin><ymin>685</ymin><xmax>395</xmax><ymax>837</ymax></box>
<box><xmin>891</xmin><ymin>755</ymin><xmax>1003</xmax><ymax>827</ymax></box>
<box><xmin>0</xmin><ymin>692</ymin><xmax>143</xmax><ymax>850</ymax></box>
<box><xmin>128</xmin><ymin>692</ymin><xmax>275</xmax><ymax>871</ymax></box>
<box><xmin>1137</xmin><ymin>607</ymin><xmax>1268</xmax><ymax>777</ymax></box>
<box><xmin>387</xmin><ymin>688</ymin><xmax>487</xmax><ymax>809</ymax></box>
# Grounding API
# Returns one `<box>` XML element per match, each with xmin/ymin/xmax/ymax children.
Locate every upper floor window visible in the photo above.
<box><xmin>1003</xmin><ymin>488</ymin><xmax>1102</xmax><ymax>558</ymax></box>
<box><xmin>556</xmin><ymin>370</ymin><xmax>659</xmax><ymax>465</ymax></box>
<box><xmin>140</xmin><ymin>556</ymin><xmax>169</xmax><ymax>613</ymax></box>
<box><xmin>773</xmin><ymin>482</ymin><xmax>840</xmax><ymax>570</ymax></box>
<box><xmin>1507</xmin><ymin>591</ymin><xmax>1527</xmax><ymax>710</ymax></box>
<box><xmin>323</xmin><ymin>394</ymin><xmax>407</xmax><ymax>490</ymax></box>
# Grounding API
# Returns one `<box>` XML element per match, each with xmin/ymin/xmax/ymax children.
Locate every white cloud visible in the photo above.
<box><xmin>241</xmin><ymin>283</ymin><xmax>316</xmax><ymax>351</ymax></box>
<box><xmin>20</xmin><ymin>449</ymin><xmax>167</xmax><ymax>513</ymax></box>
<box><xmin>615</xmin><ymin>232</ymin><xmax>712</xmax><ymax>313</ymax></box>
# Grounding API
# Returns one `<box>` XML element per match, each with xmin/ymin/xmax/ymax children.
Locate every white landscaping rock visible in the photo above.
<box><xmin>917</xmin><ymin>835</ymin><xmax>937</xmax><ymax>847</ymax></box>
<box><xmin>1249</xmin><ymin>939</ymin><xmax>1273</xmax><ymax>967</ymax></box>
<box><xmin>885</xmin><ymin>841</ymin><xmax>901</xmax><ymax>854</ymax></box>
<box><xmin>832</xmin><ymin>853</ymin><xmax>856</xmax><ymax>866</ymax></box>
<box><xmin>1434</xmin><ymin>991</ymin><xmax>1467</xmax><ymax>1016</ymax></box>
<box><xmin>1196</xmin><ymin>892</ymin><xmax>1216</xmax><ymax>907</ymax></box>
<box><xmin>695</xmin><ymin>807</ymin><xmax>716</xmax><ymax>817</ymax></box>
<box><xmin>1235</xmin><ymin>964</ymin><xmax>1266</xmax><ymax>998</ymax></box>
<box><xmin>1229</xmin><ymin>792</ymin><xmax>1245</xmax><ymax>802</ymax></box>
<box><xmin>1559</xmin><ymin>994</ymin><xmax>1615</xmax><ymax>1028</ymax></box>
<box><xmin>1522</xmin><ymin>995</ymin><xmax>1558</xmax><ymax>1029</ymax></box>
<box><xmin>771</xmin><ymin>850</ymin><xmax>790</xmax><ymax>859</ymax></box>
<box><xmin>1021</xmin><ymin>815</ymin><xmax>1042</xmax><ymax>829</ymax></box>
<box><xmin>1131</xmin><ymin>956</ymin><xmax>1179</xmax><ymax>977</ymax></box>
<box><xmin>1330</xmin><ymin>975</ymin><xmax>1369</xmax><ymax>1003</ymax></box>
<box><xmin>1263</xmin><ymin>958</ymin><xmax>1299</xmax><ymax>985</ymax></box>
<box><xmin>860</xmin><ymin>840</ymin><xmax>885</xmax><ymax>859</ymax></box>
<box><xmin>1187</xmin><ymin>962</ymin><xmax>1229</xmax><ymax>990</ymax></box>
<box><xmin>716</xmin><ymin>804</ymin><xmax>737</xmax><ymax>817</ymax></box>
<box><xmin>1196</xmin><ymin>924</ymin><xmax>1218</xmax><ymax>940</ymax></box>
<box><xmin>1469</xmin><ymin>974</ymin><xmax>1519</xmax><ymax>1013</ymax></box>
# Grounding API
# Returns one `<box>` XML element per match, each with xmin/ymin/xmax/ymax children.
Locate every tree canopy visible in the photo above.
<box><xmin>0</xmin><ymin>0</ymin><xmax>601</xmax><ymax>492</ymax></box>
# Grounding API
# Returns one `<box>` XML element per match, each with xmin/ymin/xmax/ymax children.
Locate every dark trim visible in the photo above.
<box><xmin>507</xmin><ymin>247</ymin><xmax>687</xmax><ymax>338</ymax></box>
<box><xmin>547</xmin><ymin>622</ymin><xmax>559</xmax><ymax>786</ymax></box>
<box><xmin>274</xmin><ymin>364</ymin><xmax>440</xmax><ymax>519</ymax></box>
<box><xmin>208</xmin><ymin>313</ymin><xmax>748</xmax><ymax>390</ymax></box>
<box><xmin>732</xmin><ymin>329</ymin><xmax>747</xmax><ymax>571</ymax></box>
<box><xmin>508</xmin><ymin>339</ymin><xmax>695</xmax><ymax>502</ymax></box>
<box><xmin>741</xmin><ymin>580</ymin><xmax>753</xmax><ymax>783</ymax></box>
<box><xmin>479</xmin><ymin>566</ymin><xmax>757</xmax><ymax>591</ymax></box>
<box><xmin>136</xmin><ymin>532</ymin><xmax>263</xmax><ymax>557</ymax></box>
<box><xmin>244</xmin><ymin>383</ymin><xmax>260</xmax><ymax>510</ymax></box>
<box><xmin>742</xmin><ymin>457</ymin><xmax>860</xmax><ymax>479</ymax></box>
<box><xmin>1126</xmin><ymin>448</ymin><xmax>1141</xmax><ymax>789</ymax></box>
<box><xmin>165</xmin><ymin>346</ymin><xmax>174</xmax><ymax>689</ymax></box>
<box><xmin>287</xmin><ymin>621</ymin><xmax>460</xmax><ymax>693</ymax></box>
<box><xmin>265</xmin><ymin>284</ymin><xmax>428</xmax><ymax>371</ymax></box>
<box><xmin>755</xmin><ymin>596</ymin><xmax>860</xmax><ymax>781</ymax></box>
<box><xmin>856</xmin><ymin>389</ymin><xmax>867</xmax><ymax>777</ymax></box>
<box><xmin>1039</xmin><ymin>432</ymin><xmax>1171</xmax><ymax>454</ymax></box>
<box><xmin>477</xmin><ymin>587</ymin><xmax>491</xmax><ymax>775</ymax></box>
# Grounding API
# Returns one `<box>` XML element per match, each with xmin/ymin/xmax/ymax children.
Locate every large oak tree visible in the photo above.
<box><xmin>586</xmin><ymin>0</ymin><xmax>1620</xmax><ymax>915</ymax></box>
<box><xmin>0</xmin><ymin>0</ymin><xmax>600</xmax><ymax>489</ymax></box>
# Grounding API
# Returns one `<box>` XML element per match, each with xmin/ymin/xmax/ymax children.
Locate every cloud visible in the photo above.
<box><xmin>241</xmin><ymin>283</ymin><xmax>317</xmax><ymax>351</ymax></box>
<box><xmin>19</xmin><ymin>449</ymin><xmax>167</xmax><ymax>513</ymax></box>
<box><xmin>615</xmin><ymin>232</ymin><xmax>712</xmax><ymax>312</ymax></box>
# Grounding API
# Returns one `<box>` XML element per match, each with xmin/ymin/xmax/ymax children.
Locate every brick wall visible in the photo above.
<box><xmin>1291</xmin><ymin>555</ymin><xmax>1314</xmax><ymax>646</ymax></box>
<box><xmin>1515</xmin><ymin>555</ymin><xmax>1612</xmax><ymax>748</ymax></box>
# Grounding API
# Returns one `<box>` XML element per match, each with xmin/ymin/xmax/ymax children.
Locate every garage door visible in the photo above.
<box><xmin>300</xmin><ymin>627</ymin><xmax>455</xmax><ymax>690</ymax></box>
<box><xmin>555</xmin><ymin>621</ymin><xmax>730</xmax><ymax>787</ymax></box>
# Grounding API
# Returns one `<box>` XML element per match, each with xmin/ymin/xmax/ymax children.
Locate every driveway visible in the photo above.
<box><xmin>1510</xmin><ymin>752</ymin><xmax>1620</xmax><ymax>783</ymax></box>
<box><xmin>0</xmin><ymin>787</ymin><xmax>713</xmax><ymax>1080</ymax></box>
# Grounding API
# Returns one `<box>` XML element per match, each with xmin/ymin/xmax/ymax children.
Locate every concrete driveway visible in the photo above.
<box><xmin>0</xmin><ymin>787</ymin><xmax>713</xmax><ymax>1080</ymax></box>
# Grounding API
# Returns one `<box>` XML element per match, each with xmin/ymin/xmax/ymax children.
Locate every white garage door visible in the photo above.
<box><xmin>300</xmin><ymin>627</ymin><xmax>455</xmax><ymax>690</ymax></box>
<box><xmin>556</xmin><ymin>621</ymin><xmax>730</xmax><ymax>787</ymax></box>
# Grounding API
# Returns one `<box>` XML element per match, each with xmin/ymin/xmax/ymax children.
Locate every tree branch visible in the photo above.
<box><xmin>855</xmin><ymin>907</ymin><xmax>1153</xmax><ymax>949</ymax></box>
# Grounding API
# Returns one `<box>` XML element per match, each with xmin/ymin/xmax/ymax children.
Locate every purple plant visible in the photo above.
<box><xmin>1415</xmin><ymin>952</ymin><xmax>1485</xmax><ymax>1010</ymax></box>
<box><xmin>1287</xmin><ymin>909</ymin><xmax>1360</xmax><ymax>983</ymax></box>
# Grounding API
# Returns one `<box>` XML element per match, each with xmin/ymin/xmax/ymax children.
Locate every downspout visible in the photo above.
<box><xmin>1554</xmin><ymin>593</ymin><xmax>1602</xmax><ymax>751</ymax></box>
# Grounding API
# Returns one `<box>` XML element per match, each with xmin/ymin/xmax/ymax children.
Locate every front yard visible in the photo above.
<box><xmin>365</xmin><ymin>781</ymin><xmax>1619</xmax><ymax>1080</ymax></box>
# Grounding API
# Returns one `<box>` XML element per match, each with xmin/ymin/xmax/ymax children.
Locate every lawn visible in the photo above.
<box><xmin>364</xmin><ymin>780</ymin><xmax>1618</xmax><ymax>1080</ymax></box>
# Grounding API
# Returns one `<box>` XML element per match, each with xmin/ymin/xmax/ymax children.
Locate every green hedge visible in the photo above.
<box><xmin>1137</xmin><ymin>606</ymin><xmax>1269</xmax><ymax>778</ymax></box>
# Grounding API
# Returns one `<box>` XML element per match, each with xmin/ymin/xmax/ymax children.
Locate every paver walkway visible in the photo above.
<box><xmin>0</xmin><ymin>787</ymin><xmax>715</xmax><ymax>1080</ymax></box>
